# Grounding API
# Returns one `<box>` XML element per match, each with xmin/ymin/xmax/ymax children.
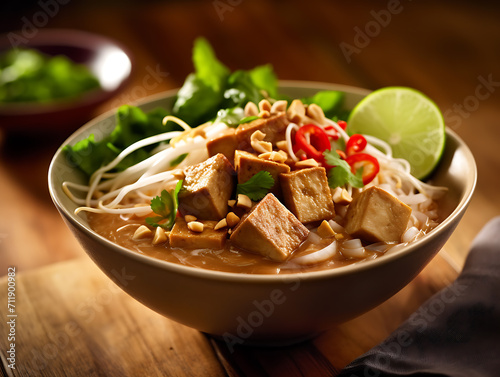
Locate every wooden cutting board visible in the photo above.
<box><xmin>0</xmin><ymin>252</ymin><xmax>459</xmax><ymax>376</ymax></box>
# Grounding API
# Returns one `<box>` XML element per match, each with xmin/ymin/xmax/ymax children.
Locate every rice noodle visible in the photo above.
<box><xmin>328</xmin><ymin>220</ymin><xmax>344</xmax><ymax>233</ymax></box>
<box><xmin>342</xmin><ymin>246</ymin><xmax>365</xmax><ymax>259</ymax></box>
<box><xmin>293</xmin><ymin>240</ymin><xmax>337</xmax><ymax>265</ymax></box>
<box><xmin>365</xmin><ymin>242</ymin><xmax>392</xmax><ymax>253</ymax></box>
<box><xmin>306</xmin><ymin>231</ymin><xmax>322</xmax><ymax>244</ymax></box>
<box><xmin>324</xmin><ymin>119</ymin><xmax>349</xmax><ymax>141</ymax></box>
<box><xmin>341</xmin><ymin>238</ymin><xmax>365</xmax><ymax>258</ymax></box>
<box><xmin>398</xmin><ymin>193</ymin><xmax>429</xmax><ymax>206</ymax></box>
<box><xmin>342</xmin><ymin>239</ymin><xmax>363</xmax><ymax>249</ymax></box>
<box><xmin>402</xmin><ymin>226</ymin><xmax>421</xmax><ymax>243</ymax></box>
<box><xmin>285</xmin><ymin>122</ymin><xmax>300</xmax><ymax>161</ymax></box>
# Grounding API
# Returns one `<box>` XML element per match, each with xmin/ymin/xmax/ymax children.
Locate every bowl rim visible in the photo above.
<box><xmin>0</xmin><ymin>28</ymin><xmax>133</xmax><ymax>116</ymax></box>
<box><xmin>48</xmin><ymin>80</ymin><xmax>477</xmax><ymax>283</ymax></box>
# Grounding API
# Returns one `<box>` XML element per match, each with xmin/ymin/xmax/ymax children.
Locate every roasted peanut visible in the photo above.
<box><xmin>226</xmin><ymin>212</ymin><xmax>240</xmax><ymax>227</ymax></box>
<box><xmin>317</xmin><ymin>220</ymin><xmax>336</xmax><ymax>238</ymax></box>
<box><xmin>237</xmin><ymin>194</ymin><xmax>252</xmax><ymax>209</ymax></box>
<box><xmin>271</xmin><ymin>100</ymin><xmax>287</xmax><ymax>114</ymax></box>
<box><xmin>332</xmin><ymin>187</ymin><xmax>352</xmax><ymax>205</ymax></box>
<box><xmin>258</xmin><ymin>110</ymin><xmax>271</xmax><ymax>119</ymax></box>
<box><xmin>258</xmin><ymin>151</ymin><xmax>287</xmax><ymax>163</ymax></box>
<box><xmin>214</xmin><ymin>218</ymin><xmax>228</xmax><ymax>230</ymax></box>
<box><xmin>152</xmin><ymin>226</ymin><xmax>168</xmax><ymax>245</ymax></box>
<box><xmin>287</xmin><ymin>99</ymin><xmax>306</xmax><ymax>123</ymax></box>
<box><xmin>187</xmin><ymin>221</ymin><xmax>204</xmax><ymax>233</ymax></box>
<box><xmin>133</xmin><ymin>225</ymin><xmax>152</xmax><ymax>240</ymax></box>
<box><xmin>258</xmin><ymin>99</ymin><xmax>272</xmax><ymax>113</ymax></box>
<box><xmin>184</xmin><ymin>215</ymin><xmax>197</xmax><ymax>222</ymax></box>
<box><xmin>295</xmin><ymin>158</ymin><xmax>319</xmax><ymax>168</ymax></box>
<box><xmin>244</xmin><ymin>101</ymin><xmax>259</xmax><ymax>117</ymax></box>
<box><xmin>276</xmin><ymin>140</ymin><xmax>288</xmax><ymax>151</ymax></box>
<box><xmin>250</xmin><ymin>130</ymin><xmax>272</xmax><ymax>153</ymax></box>
<box><xmin>306</xmin><ymin>103</ymin><xmax>326</xmax><ymax>124</ymax></box>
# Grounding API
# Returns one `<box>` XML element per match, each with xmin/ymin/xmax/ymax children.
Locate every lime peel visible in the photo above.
<box><xmin>347</xmin><ymin>87</ymin><xmax>445</xmax><ymax>180</ymax></box>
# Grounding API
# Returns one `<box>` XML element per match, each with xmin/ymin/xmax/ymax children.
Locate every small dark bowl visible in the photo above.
<box><xmin>0</xmin><ymin>29</ymin><xmax>133</xmax><ymax>132</ymax></box>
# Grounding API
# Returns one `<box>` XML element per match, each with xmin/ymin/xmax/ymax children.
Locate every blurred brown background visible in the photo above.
<box><xmin>1</xmin><ymin>1</ymin><xmax>499</xmax><ymax>375</ymax></box>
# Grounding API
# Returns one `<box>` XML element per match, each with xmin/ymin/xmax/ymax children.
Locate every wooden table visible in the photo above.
<box><xmin>0</xmin><ymin>0</ymin><xmax>499</xmax><ymax>375</ymax></box>
<box><xmin>0</xmin><ymin>252</ymin><xmax>458</xmax><ymax>376</ymax></box>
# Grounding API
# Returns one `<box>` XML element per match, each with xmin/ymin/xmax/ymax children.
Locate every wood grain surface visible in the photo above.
<box><xmin>0</xmin><ymin>0</ymin><xmax>499</xmax><ymax>375</ymax></box>
<box><xmin>0</xmin><ymin>251</ymin><xmax>458</xmax><ymax>377</ymax></box>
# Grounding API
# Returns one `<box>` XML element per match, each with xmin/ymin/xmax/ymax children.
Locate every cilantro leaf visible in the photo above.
<box><xmin>192</xmin><ymin>37</ymin><xmax>230</xmax><ymax>92</ymax></box>
<box><xmin>214</xmin><ymin>106</ymin><xmax>260</xmax><ymax>128</ymax></box>
<box><xmin>173</xmin><ymin>38</ymin><xmax>278</xmax><ymax>127</ymax></box>
<box><xmin>172</xmin><ymin>38</ymin><xmax>230</xmax><ymax>126</ymax></box>
<box><xmin>236</xmin><ymin>171</ymin><xmax>274</xmax><ymax>201</ymax></box>
<box><xmin>172</xmin><ymin>73</ymin><xmax>224</xmax><ymax>127</ymax></box>
<box><xmin>63</xmin><ymin>105</ymin><xmax>179</xmax><ymax>177</ymax></box>
<box><xmin>324</xmin><ymin>150</ymin><xmax>363</xmax><ymax>189</ymax></box>
<box><xmin>248</xmin><ymin>64</ymin><xmax>278</xmax><ymax>99</ymax></box>
<box><xmin>222</xmin><ymin>66</ymin><xmax>277</xmax><ymax>109</ymax></box>
<box><xmin>170</xmin><ymin>153</ymin><xmax>188</xmax><ymax>167</ymax></box>
<box><xmin>145</xmin><ymin>180</ymin><xmax>183</xmax><ymax>229</ymax></box>
<box><xmin>302</xmin><ymin>90</ymin><xmax>344</xmax><ymax>119</ymax></box>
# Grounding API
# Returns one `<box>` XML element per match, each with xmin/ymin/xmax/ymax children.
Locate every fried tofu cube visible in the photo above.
<box><xmin>234</xmin><ymin>150</ymin><xmax>290</xmax><ymax>197</ymax></box>
<box><xmin>230</xmin><ymin>193</ymin><xmax>309</xmax><ymax>262</ymax></box>
<box><xmin>344</xmin><ymin>186</ymin><xmax>412</xmax><ymax>243</ymax></box>
<box><xmin>280</xmin><ymin>167</ymin><xmax>336</xmax><ymax>224</ymax></box>
<box><xmin>235</xmin><ymin>113</ymin><xmax>289</xmax><ymax>151</ymax></box>
<box><xmin>206</xmin><ymin>128</ymin><xmax>237</xmax><ymax>162</ymax></box>
<box><xmin>169</xmin><ymin>218</ymin><xmax>227</xmax><ymax>249</ymax></box>
<box><xmin>178</xmin><ymin>153</ymin><xmax>235</xmax><ymax>220</ymax></box>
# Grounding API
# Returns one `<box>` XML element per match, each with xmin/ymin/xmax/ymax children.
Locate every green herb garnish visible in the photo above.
<box><xmin>64</xmin><ymin>105</ymin><xmax>178</xmax><ymax>176</ymax></box>
<box><xmin>324</xmin><ymin>150</ymin><xmax>363</xmax><ymax>189</ymax></box>
<box><xmin>214</xmin><ymin>107</ymin><xmax>260</xmax><ymax>127</ymax></box>
<box><xmin>302</xmin><ymin>91</ymin><xmax>344</xmax><ymax>119</ymax></box>
<box><xmin>236</xmin><ymin>171</ymin><xmax>275</xmax><ymax>201</ymax></box>
<box><xmin>237</xmin><ymin>115</ymin><xmax>260</xmax><ymax>125</ymax></box>
<box><xmin>0</xmin><ymin>48</ymin><xmax>100</xmax><ymax>103</ymax></box>
<box><xmin>172</xmin><ymin>38</ymin><xmax>278</xmax><ymax>127</ymax></box>
<box><xmin>145</xmin><ymin>180</ymin><xmax>183</xmax><ymax>229</ymax></box>
<box><xmin>169</xmin><ymin>153</ymin><xmax>188</xmax><ymax>167</ymax></box>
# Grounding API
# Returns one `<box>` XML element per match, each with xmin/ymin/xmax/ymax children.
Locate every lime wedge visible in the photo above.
<box><xmin>347</xmin><ymin>87</ymin><xmax>445</xmax><ymax>180</ymax></box>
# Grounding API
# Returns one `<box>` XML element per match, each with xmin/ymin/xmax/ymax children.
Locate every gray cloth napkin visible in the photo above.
<box><xmin>338</xmin><ymin>216</ymin><xmax>500</xmax><ymax>377</ymax></box>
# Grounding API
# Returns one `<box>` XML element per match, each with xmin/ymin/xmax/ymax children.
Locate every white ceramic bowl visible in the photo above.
<box><xmin>48</xmin><ymin>82</ymin><xmax>476</xmax><ymax>345</ymax></box>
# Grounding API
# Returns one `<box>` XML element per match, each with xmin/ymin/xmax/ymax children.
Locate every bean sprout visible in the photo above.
<box><xmin>64</xmin><ymin>116</ymin><xmax>228</xmax><ymax>217</ymax></box>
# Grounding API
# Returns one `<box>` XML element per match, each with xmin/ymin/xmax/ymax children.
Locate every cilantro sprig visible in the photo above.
<box><xmin>236</xmin><ymin>171</ymin><xmax>274</xmax><ymax>201</ymax></box>
<box><xmin>145</xmin><ymin>180</ymin><xmax>183</xmax><ymax>229</ymax></box>
<box><xmin>323</xmin><ymin>150</ymin><xmax>363</xmax><ymax>189</ymax></box>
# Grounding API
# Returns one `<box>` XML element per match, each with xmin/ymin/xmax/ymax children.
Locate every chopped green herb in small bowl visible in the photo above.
<box><xmin>0</xmin><ymin>29</ymin><xmax>132</xmax><ymax>132</ymax></box>
<box><xmin>0</xmin><ymin>48</ymin><xmax>101</xmax><ymax>103</ymax></box>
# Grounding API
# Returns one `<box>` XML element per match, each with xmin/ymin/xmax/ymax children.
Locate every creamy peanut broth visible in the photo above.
<box><xmin>88</xmin><ymin>213</ymin><xmax>382</xmax><ymax>274</ymax></box>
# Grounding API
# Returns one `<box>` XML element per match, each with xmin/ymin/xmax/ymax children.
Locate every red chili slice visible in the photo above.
<box><xmin>345</xmin><ymin>134</ymin><xmax>367</xmax><ymax>156</ymax></box>
<box><xmin>345</xmin><ymin>153</ymin><xmax>380</xmax><ymax>185</ymax></box>
<box><xmin>324</xmin><ymin>125</ymin><xmax>340</xmax><ymax>140</ymax></box>
<box><xmin>337</xmin><ymin>120</ymin><xmax>348</xmax><ymax>130</ymax></box>
<box><xmin>294</xmin><ymin>124</ymin><xmax>331</xmax><ymax>162</ymax></box>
